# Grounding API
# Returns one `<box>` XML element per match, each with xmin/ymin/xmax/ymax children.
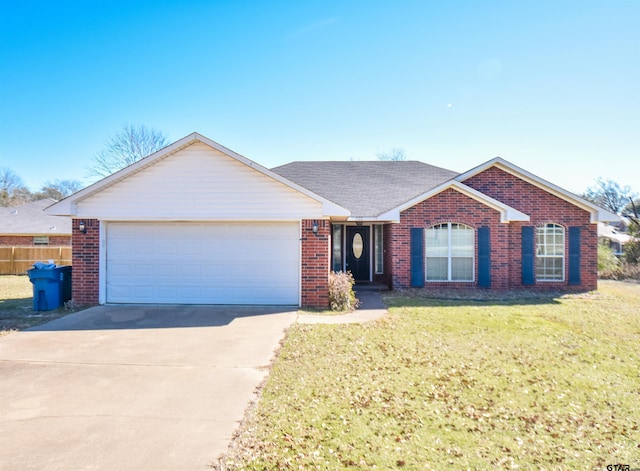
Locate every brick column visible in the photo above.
<box><xmin>71</xmin><ymin>219</ymin><xmax>100</xmax><ymax>306</ymax></box>
<box><xmin>300</xmin><ymin>219</ymin><xmax>330</xmax><ymax>308</ymax></box>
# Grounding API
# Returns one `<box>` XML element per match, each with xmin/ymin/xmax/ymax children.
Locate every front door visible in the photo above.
<box><xmin>346</xmin><ymin>226</ymin><xmax>370</xmax><ymax>282</ymax></box>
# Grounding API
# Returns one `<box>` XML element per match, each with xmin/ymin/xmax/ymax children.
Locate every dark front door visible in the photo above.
<box><xmin>346</xmin><ymin>226</ymin><xmax>370</xmax><ymax>282</ymax></box>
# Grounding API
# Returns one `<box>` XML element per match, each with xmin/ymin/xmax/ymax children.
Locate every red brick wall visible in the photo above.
<box><xmin>301</xmin><ymin>219</ymin><xmax>330</xmax><ymax>308</ymax></box>
<box><xmin>71</xmin><ymin>219</ymin><xmax>100</xmax><ymax>305</ymax></box>
<box><xmin>389</xmin><ymin>169</ymin><xmax>597</xmax><ymax>292</ymax></box>
<box><xmin>464</xmin><ymin>167</ymin><xmax>597</xmax><ymax>290</ymax></box>
<box><xmin>376</xmin><ymin>223</ymin><xmax>393</xmax><ymax>286</ymax></box>
<box><xmin>391</xmin><ymin>189</ymin><xmax>506</xmax><ymax>289</ymax></box>
<box><xmin>0</xmin><ymin>235</ymin><xmax>71</xmax><ymax>246</ymax></box>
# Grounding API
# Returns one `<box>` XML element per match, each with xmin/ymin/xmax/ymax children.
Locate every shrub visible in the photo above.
<box><xmin>624</xmin><ymin>239</ymin><xmax>640</xmax><ymax>264</ymax></box>
<box><xmin>598</xmin><ymin>244</ymin><xmax>620</xmax><ymax>272</ymax></box>
<box><xmin>328</xmin><ymin>271</ymin><xmax>359</xmax><ymax>312</ymax></box>
<box><xmin>599</xmin><ymin>261</ymin><xmax>640</xmax><ymax>281</ymax></box>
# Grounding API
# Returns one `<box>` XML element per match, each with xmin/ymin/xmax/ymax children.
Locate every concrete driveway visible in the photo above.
<box><xmin>0</xmin><ymin>304</ymin><xmax>297</xmax><ymax>470</ymax></box>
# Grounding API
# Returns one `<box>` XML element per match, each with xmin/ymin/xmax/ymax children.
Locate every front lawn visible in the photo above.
<box><xmin>0</xmin><ymin>275</ymin><xmax>71</xmax><ymax>335</ymax></box>
<box><xmin>220</xmin><ymin>281</ymin><xmax>640</xmax><ymax>469</ymax></box>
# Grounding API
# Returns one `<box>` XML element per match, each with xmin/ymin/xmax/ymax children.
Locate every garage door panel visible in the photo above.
<box><xmin>106</xmin><ymin>222</ymin><xmax>299</xmax><ymax>305</ymax></box>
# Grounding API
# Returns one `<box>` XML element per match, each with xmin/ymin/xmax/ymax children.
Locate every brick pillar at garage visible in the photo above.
<box><xmin>72</xmin><ymin>219</ymin><xmax>100</xmax><ymax>306</ymax></box>
<box><xmin>300</xmin><ymin>219</ymin><xmax>330</xmax><ymax>308</ymax></box>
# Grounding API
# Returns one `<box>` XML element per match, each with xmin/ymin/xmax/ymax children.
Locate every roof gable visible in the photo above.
<box><xmin>47</xmin><ymin>133</ymin><xmax>349</xmax><ymax>219</ymax></box>
<box><xmin>456</xmin><ymin>157</ymin><xmax>620</xmax><ymax>223</ymax></box>
<box><xmin>377</xmin><ymin>180</ymin><xmax>530</xmax><ymax>223</ymax></box>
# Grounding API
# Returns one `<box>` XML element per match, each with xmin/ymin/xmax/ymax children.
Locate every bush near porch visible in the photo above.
<box><xmin>220</xmin><ymin>281</ymin><xmax>640</xmax><ymax>470</ymax></box>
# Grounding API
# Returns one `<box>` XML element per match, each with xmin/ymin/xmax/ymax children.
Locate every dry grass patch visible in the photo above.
<box><xmin>219</xmin><ymin>281</ymin><xmax>640</xmax><ymax>470</ymax></box>
<box><xmin>0</xmin><ymin>275</ymin><xmax>71</xmax><ymax>334</ymax></box>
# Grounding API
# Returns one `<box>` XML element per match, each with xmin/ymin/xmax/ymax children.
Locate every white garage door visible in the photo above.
<box><xmin>106</xmin><ymin>222</ymin><xmax>299</xmax><ymax>305</ymax></box>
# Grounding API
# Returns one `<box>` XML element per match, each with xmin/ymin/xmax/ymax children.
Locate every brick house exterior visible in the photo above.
<box><xmin>300</xmin><ymin>219</ymin><xmax>331</xmax><ymax>308</ymax></box>
<box><xmin>0</xmin><ymin>235</ymin><xmax>71</xmax><ymax>246</ymax></box>
<box><xmin>382</xmin><ymin>171</ymin><xmax>597</xmax><ymax>292</ymax></box>
<box><xmin>70</xmin><ymin>219</ymin><xmax>100</xmax><ymax>305</ymax></box>
<box><xmin>463</xmin><ymin>166</ymin><xmax>597</xmax><ymax>290</ymax></box>
<box><xmin>1</xmin><ymin>199</ymin><xmax>71</xmax><ymax>247</ymax></box>
<box><xmin>387</xmin><ymin>188</ymin><xmax>509</xmax><ymax>290</ymax></box>
<box><xmin>47</xmin><ymin>133</ymin><xmax>617</xmax><ymax>308</ymax></box>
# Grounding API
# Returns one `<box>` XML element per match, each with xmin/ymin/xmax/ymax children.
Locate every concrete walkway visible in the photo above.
<box><xmin>297</xmin><ymin>285</ymin><xmax>388</xmax><ymax>325</ymax></box>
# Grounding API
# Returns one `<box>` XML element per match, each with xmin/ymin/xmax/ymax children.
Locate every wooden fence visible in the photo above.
<box><xmin>0</xmin><ymin>247</ymin><xmax>72</xmax><ymax>275</ymax></box>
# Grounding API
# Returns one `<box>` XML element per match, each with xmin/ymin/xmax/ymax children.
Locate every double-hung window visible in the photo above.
<box><xmin>536</xmin><ymin>223</ymin><xmax>564</xmax><ymax>281</ymax></box>
<box><xmin>425</xmin><ymin>223</ymin><xmax>474</xmax><ymax>281</ymax></box>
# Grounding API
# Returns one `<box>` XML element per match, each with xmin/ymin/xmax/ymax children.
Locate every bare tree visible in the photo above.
<box><xmin>624</xmin><ymin>197</ymin><xmax>640</xmax><ymax>264</ymax></box>
<box><xmin>583</xmin><ymin>178</ymin><xmax>636</xmax><ymax>214</ymax></box>
<box><xmin>0</xmin><ymin>167</ymin><xmax>32</xmax><ymax>206</ymax></box>
<box><xmin>35</xmin><ymin>179</ymin><xmax>83</xmax><ymax>201</ymax></box>
<box><xmin>376</xmin><ymin>147</ymin><xmax>407</xmax><ymax>161</ymax></box>
<box><xmin>87</xmin><ymin>124</ymin><xmax>169</xmax><ymax>178</ymax></box>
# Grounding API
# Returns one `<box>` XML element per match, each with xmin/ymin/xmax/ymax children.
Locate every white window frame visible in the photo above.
<box><xmin>425</xmin><ymin>223</ymin><xmax>474</xmax><ymax>282</ymax></box>
<box><xmin>536</xmin><ymin>223</ymin><xmax>565</xmax><ymax>282</ymax></box>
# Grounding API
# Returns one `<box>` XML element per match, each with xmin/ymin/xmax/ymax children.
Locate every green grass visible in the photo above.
<box><xmin>0</xmin><ymin>275</ymin><xmax>71</xmax><ymax>335</ymax></box>
<box><xmin>220</xmin><ymin>281</ymin><xmax>640</xmax><ymax>470</ymax></box>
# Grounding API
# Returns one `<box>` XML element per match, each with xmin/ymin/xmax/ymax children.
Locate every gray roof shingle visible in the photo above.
<box><xmin>272</xmin><ymin>161</ymin><xmax>458</xmax><ymax>217</ymax></box>
<box><xmin>0</xmin><ymin>199</ymin><xmax>72</xmax><ymax>235</ymax></box>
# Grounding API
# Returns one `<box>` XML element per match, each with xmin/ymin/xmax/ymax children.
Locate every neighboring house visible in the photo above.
<box><xmin>46</xmin><ymin>133</ymin><xmax>619</xmax><ymax>308</ymax></box>
<box><xmin>598</xmin><ymin>222</ymin><xmax>634</xmax><ymax>256</ymax></box>
<box><xmin>0</xmin><ymin>199</ymin><xmax>72</xmax><ymax>274</ymax></box>
<box><xmin>0</xmin><ymin>199</ymin><xmax>71</xmax><ymax>246</ymax></box>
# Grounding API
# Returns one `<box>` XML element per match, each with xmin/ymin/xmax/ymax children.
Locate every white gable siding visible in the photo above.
<box><xmin>76</xmin><ymin>142</ymin><xmax>323</xmax><ymax>220</ymax></box>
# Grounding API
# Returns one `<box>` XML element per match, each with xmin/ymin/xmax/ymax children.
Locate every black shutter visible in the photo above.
<box><xmin>522</xmin><ymin>226</ymin><xmax>535</xmax><ymax>285</ymax></box>
<box><xmin>568</xmin><ymin>226</ymin><xmax>581</xmax><ymax>285</ymax></box>
<box><xmin>477</xmin><ymin>226</ymin><xmax>491</xmax><ymax>287</ymax></box>
<box><xmin>410</xmin><ymin>228</ymin><xmax>424</xmax><ymax>287</ymax></box>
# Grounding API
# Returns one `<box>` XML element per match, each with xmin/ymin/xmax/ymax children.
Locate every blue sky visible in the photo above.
<box><xmin>1</xmin><ymin>0</ymin><xmax>638</xmax><ymax>196</ymax></box>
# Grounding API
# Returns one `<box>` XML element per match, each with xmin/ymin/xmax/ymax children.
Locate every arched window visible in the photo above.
<box><xmin>425</xmin><ymin>223</ymin><xmax>474</xmax><ymax>281</ymax></box>
<box><xmin>536</xmin><ymin>223</ymin><xmax>564</xmax><ymax>281</ymax></box>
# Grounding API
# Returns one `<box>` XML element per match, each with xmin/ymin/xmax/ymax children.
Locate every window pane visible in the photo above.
<box><xmin>374</xmin><ymin>225</ymin><xmax>383</xmax><ymax>274</ymax></box>
<box><xmin>451</xmin><ymin>226</ymin><xmax>474</xmax><ymax>257</ymax></box>
<box><xmin>451</xmin><ymin>257</ymin><xmax>473</xmax><ymax>281</ymax></box>
<box><xmin>352</xmin><ymin>233</ymin><xmax>364</xmax><ymax>259</ymax></box>
<box><xmin>425</xmin><ymin>226</ymin><xmax>448</xmax><ymax>256</ymax></box>
<box><xmin>426</xmin><ymin>257</ymin><xmax>448</xmax><ymax>280</ymax></box>
<box><xmin>536</xmin><ymin>256</ymin><xmax>563</xmax><ymax>280</ymax></box>
<box><xmin>332</xmin><ymin>225</ymin><xmax>342</xmax><ymax>272</ymax></box>
<box><xmin>536</xmin><ymin>224</ymin><xmax>564</xmax><ymax>281</ymax></box>
<box><xmin>425</xmin><ymin>223</ymin><xmax>474</xmax><ymax>282</ymax></box>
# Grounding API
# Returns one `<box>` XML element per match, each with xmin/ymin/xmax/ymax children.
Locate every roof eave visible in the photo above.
<box><xmin>594</xmin><ymin>208</ymin><xmax>622</xmax><ymax>224</ymax></box>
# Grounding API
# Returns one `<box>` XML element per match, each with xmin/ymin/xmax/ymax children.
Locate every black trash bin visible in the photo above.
<box><xmin>59</xmin><ymin>265</ymin><xmax>72</xmax><ymax>305</ymax></box>
<box><xmin>27</xmin><ymin>265</ymin><xmax>72</xmax><ymax>311</ymax></box>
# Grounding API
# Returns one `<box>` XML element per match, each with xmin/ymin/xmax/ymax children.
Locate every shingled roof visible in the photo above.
<box><xmin>271</xmin><ymin>161</ymin><xmax>458</xmax><ymax>218</ymax></box>
<box><xmin>0</xmin><ymin>199</ymin><xmax>71</xmax><ymax>235</ymax></box>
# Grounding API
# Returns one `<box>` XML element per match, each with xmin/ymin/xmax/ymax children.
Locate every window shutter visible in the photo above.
<box><xmin>568</xmin><ymin>226</ymin><xmax>581</xmax><ymax>285</ymax></box>
<box><xmin>521</xmin><ymin>226</ymin><xmax>535</xmax><ymax>285</ymax></box>
<box><xmin>477</xmin><ymin>226</ymin><xmax>491</xmax><ymax>287</ymax></box>
<box><xmin>410</xmin><ymin>228</ymin><xmax>425</xmax><ymax>287</ymax></box>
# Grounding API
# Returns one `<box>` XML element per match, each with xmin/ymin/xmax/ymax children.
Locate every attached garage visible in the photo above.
<box><xmin>106</xmin><ymin>222</ymin><xmax>300</xmax><ymax>305</ymax></box>
<box><xmin>45</xmin><ymin>133</ymin><xmax>349</xmax><ymax>307</ymax></box>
